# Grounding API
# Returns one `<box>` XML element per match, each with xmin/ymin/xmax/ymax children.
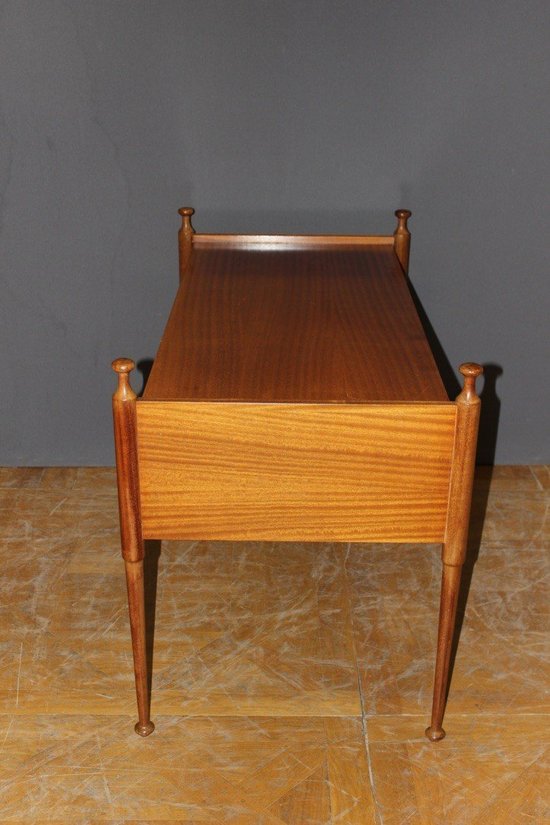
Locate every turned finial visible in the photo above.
<box><xmin>112</xmin><ymin>358</ymin><xmax>136</xmax><ymax>401</ymax></box>
<box><xmin>178</xmin><ymin>206</ymin><xmax>195</xmax><ymax>232</ymax></box>
<box><xmin>393</xmin><ymin>209</ymin><xmax>412</xmax><ymax>274</ymax></box>
<box><xmin>178</xmin><ymin>207</ymin><xmax>195</xmax><ymax>281</ymax></box>
<box><xmin>395</xmin><ymin>209</ymin><xmax>411</xmax><ymax>231</ymax></box>
<box><xmin>458</xmin><ymin>363</ymin><xmax>483</xmax><ymax>402</ymax></box>
<box><xmin>112</xmin><ymin>357</ymin><xmax>135</xmax><ymax>374</ymax></box>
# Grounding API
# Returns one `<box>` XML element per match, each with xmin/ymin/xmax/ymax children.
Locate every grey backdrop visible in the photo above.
<box><xmin>1</xmin><ymin>0</ymin><xmax>549</xmax><ymax>465</ymax></box>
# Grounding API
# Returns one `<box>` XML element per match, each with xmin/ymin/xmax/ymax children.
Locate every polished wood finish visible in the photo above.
<box><xmin>426</xmin><ymin>363</ymin><xmax>483</xmax><ymax>742</ymax></box>
<box><xmin>178</xmin><ymin>206</ymin><xmax>195</xmax><ymax>281</ymax></box>
<box><xmin>143</xmin><ymin>243</ymin><xmax>447</xmax><ymax>403</ymax></box>
<box><xmin>192</xmin><ymin>233</ymin><xmax>394</xmax><ymax>248</ymax></box>
<box><xmin>443</xmin><ymin>363</ymin><xmax>484</xmax><ymax>566</ymax></box>
<box><xmin>123</xmin><ymin>559</ymin><xmax>154</xmax><ymax>737</ymax></box>
<box><xmin>111</xmin><ymin>359</ymin><xmax>154</xmax><ymax>737</ymax></box>
<box><xmin>136</xmin><ymin>401</ymin><xmax>457</xmax><ymax>542</ymax></box>
<box><xmin>425</xmin><ymin>562</ymin><xmax>462</xmax><ymax>743</ymax></box>
<box><xmin>112</xmin><ymin>208</ymin><xmax>484</xmax><ymax>741</ymax></box>
<box><xmin>393</xmin><ymin>209</ymin><xmax>412</xmax><ymax>274</ymax></box>
<box><xmin>112</xmin><ymin>359</ymin><xmax>143</xmax><ymax>564</ymax></box>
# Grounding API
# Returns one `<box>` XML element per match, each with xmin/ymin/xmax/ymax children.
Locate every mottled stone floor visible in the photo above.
<box><xmin>0</xmin><ymin>466</ymin><xmax>548</xmax><ymax>823</ymax></box>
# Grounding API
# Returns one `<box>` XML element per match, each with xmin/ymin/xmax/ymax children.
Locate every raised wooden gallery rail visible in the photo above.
<box><xmin>112</xmin><ymin>207</ymin><xmax>482</xmax><ymax>744</ymax></box>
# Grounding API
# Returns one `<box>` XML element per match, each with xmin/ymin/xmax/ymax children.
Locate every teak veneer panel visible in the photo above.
<box><xmin>143</xmin><ymin>244</ymin><xmax>448</xmax><ymax>403</ymax></box>
<box><xmin>136</xmin><ymin>402</ymin><xmax>457</xmax><ymax>542</ymax></box>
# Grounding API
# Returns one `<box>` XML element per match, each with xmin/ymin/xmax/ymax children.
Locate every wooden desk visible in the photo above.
<box><xmin>112</xmin><ymin>208</ymin><xmax>482</xmax><ymax>742</ymax></box>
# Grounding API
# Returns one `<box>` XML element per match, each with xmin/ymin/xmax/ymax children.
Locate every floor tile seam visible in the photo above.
<box><xmin>363</xmin><ymin>711</ymin><xmax>550</xmax><ymax>718</ymax></box>
<box><xmin>0</xmin><ymin>708</ymin><xmax>365</xmax><ymax>717</ymax></box>
<box><xmin>342</xmin><ymin>541</ymin><xmax>384</xmax><ymax>825</ymax></box>
<box><xmin>5</xmin><ymin>709</ymin><xmax>549</xmax><ymax>724</ymax></box>
<box><xmin>0</xmin><ymin>712</ymin><xmax>366</xmax><ymax>722</ymax></box>
<box><xmin>358</xmin><ymin>699</ymin><xmax>383</xmax><ymax>825</ymax></box>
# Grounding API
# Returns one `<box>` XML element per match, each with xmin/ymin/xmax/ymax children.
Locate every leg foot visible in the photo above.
<box><xmin>427</xmin><ymin>562</ymin><xmax>462</xmax><ymax>740</ymax></box>
<box><xmin>124</xmin><ymin>560</ymin><xmax>154</xmax><ymax>736</ymax></box>
<box><xmin>425</xmin><ymin>725</ymin><xmax>446</xmax><ymax>742</ymax></box>
<box><xmin>135</xmin><ymin>720</ymin><xmax>155</xmax><ymax>737</ymax></box>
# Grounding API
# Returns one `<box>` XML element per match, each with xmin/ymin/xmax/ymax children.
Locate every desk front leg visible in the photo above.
<box><xmin>112</xmin><ymin>358</ymin><xmax>155</xmax><ymax>737</ymax></box>
<box><xmin>426</xmin><ymin>363</ymin><xmax>482</xmax><ymax>742</ymax></box>
<box><xmin>426</xmin><ymin>562</ymin><xmax>463</xmax><ymax>741</ymax></box>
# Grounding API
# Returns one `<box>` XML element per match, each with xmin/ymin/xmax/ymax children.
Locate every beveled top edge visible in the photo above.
<box><xmin>138</xmin><ymin>397</ymin><xmax>454</xmax><ymax>406</ymax></box>
<box><xmin>192</xmin><ymin>233</ymin><xmax>394</xmax><ymax>249</ymax></box>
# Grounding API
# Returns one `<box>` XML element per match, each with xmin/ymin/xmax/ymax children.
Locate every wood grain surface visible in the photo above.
<box><xmin>443</xmin><ymin>364</ymin><xmax>484</xmax><ymax>566</ymax></box>
<box><xmin>192</xmin><ymin>233</ymin><xmax>394</xmax><ymax>248</ymax></box>
<box><xmin>426</xmin><ymin>364</ymin><xmax>483</xmax><ymax>741</ymax></box>
<box><xmin>136</xmin><ymin>401</ymin><xmax>457</xmax><ymax>542</ymax></box>
<box><xmin>111</xmin><ymin>359</ymin><xmax>154</xmax><ymax>736</ymax></box>
<box><xmin>393</xmin><ymin>209</ymin><xmax>412</xmax><ymax>274</ymax></box>
<box><xmin>143</xmin><ymin>243</ymin><xmax>448</xmax><ymax>403</ymax></box>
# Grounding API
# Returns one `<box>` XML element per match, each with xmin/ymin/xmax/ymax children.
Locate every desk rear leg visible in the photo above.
<box><xmin>112</xmin><ymin>358</ymin><xmax>155</xmax><ymax>737</ymax></box>
<box><xmin>426</xmin><ymin>363</ymin><xmax>482</xmax><ymax>742</ymax></box>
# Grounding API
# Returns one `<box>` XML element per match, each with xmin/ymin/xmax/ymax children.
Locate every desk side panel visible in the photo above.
<box><xmin>136</xmin><ymin>402</ymin><xmax>457</xmax><ymax>542</ymax></box>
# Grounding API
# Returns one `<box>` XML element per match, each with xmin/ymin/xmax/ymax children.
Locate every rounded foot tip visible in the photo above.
<box><xmin>135</xmin><ymin>720</ymin><xmax>155</xmax><ymax>737</ymax></box>
<box><xmin>425</xmin><ymin>726</ymin><xmax>446</xmax><ymax>742</ymax></box>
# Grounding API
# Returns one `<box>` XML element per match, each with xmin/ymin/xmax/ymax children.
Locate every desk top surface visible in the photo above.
<box><xmin>143</xmin><ymin>240</ymin><xmax>449</xmax><ymax>403</ymax></box>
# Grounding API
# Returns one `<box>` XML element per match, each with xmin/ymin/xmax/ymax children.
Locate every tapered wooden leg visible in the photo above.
<box><xmin>425</xmin><ymin>562</ymin><xmax>462</xmax><ymax>741</ymax></box>
<box><xmin>124</xmin><ymin>560</ymin><xmax>154</xmax><ymax>736</ymax></box>
<box><xmin>112</xmin><ymin>358</ymin><xmax>154</xmax><ymax>736</ymax></box>
<box><xmin>426</xmin><ymin>363</ymin><xmax>482</xmax><ymax>742</ymax></box>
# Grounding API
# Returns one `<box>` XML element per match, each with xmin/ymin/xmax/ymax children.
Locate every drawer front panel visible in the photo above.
<box><xmin>136</xmin><ymin>402</ymin><xmax>456</xmax><ymax>542</ymax></box>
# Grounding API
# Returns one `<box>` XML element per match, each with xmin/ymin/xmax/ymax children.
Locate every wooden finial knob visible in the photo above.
<box><xmin>393</xmin><ymin>209</ymin><xmax>412</xmax><ymax>274</ymax></box>
<box><xmin>458</xmin><ymin>362</ymin><xmax>483</xmax><ymax>402</ymax></box>
<box><xmin>112</xmin><ymin>358</ymin><xmax>135</xmax><ymax>374</ymax></box>
<box><xmin>178</xmin><ymin>207</ymin><xmax>195</xmax><ymax>232</ymax></box>
<box><xmin>395</xmin><ymin>209</ymin><xmax>412</xmax><ymax>229</ymax></box>
<box><xmin>112</xmin><ymin>358</ymin><xmax>136</xmax><ymax>401</ymax></box>
<box><xmin>178</xmin><ymin>207</ymin><xmax>195</xmax><ymax>282</ymax></box>
<box><xmin>459</xmin><ymin>363</ymin><xmax>483</xmax><ymax>380</ymax></box>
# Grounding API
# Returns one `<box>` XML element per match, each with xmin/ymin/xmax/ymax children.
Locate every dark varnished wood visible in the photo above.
<box><xmin>178</xmin><ymin>207</ymin><xmax>195</xmax><ymax>282</ymax></box>
<box><xmin>123</xmin><ymin>559</ymin><xmax>154</xmax><ymax>737</ymax></box>
<box><xmin>426</xmin><ymin>363</ymin><xmax>483</xmax><ymax>742</ymax></box>
<box><xmin>112</xmin><ymin>359</ymin><xmax>143</xmax><ymax>564</ymax></box>
<box><xmin>112</xmin><ymin>359</ymin><xmax>154</xmax><ymax>737</ymax></box>
<box><xmin>425</xmin><ymin>562</ymin><xmax>463</xmax><ymax>742</ymax></box>
<box><xmin>143</xmin><ymin>243</ymin><xmax>447</xmax><ymax>403</ymax></box>
<box><xmin>393</xmin><ymin>209</ymin><xmax>412</xmax><ymax>274</ymax></box>
<box><xmin>443</xmin><ymin>364</ymin><xmax>484</xmax><ymax>566</ymax></box>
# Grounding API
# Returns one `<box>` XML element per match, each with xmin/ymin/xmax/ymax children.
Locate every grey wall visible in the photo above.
<box><xmin>1</xmin><ymin>0</ymin><xmax>548</xmax><ymax>465</ymax></box>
